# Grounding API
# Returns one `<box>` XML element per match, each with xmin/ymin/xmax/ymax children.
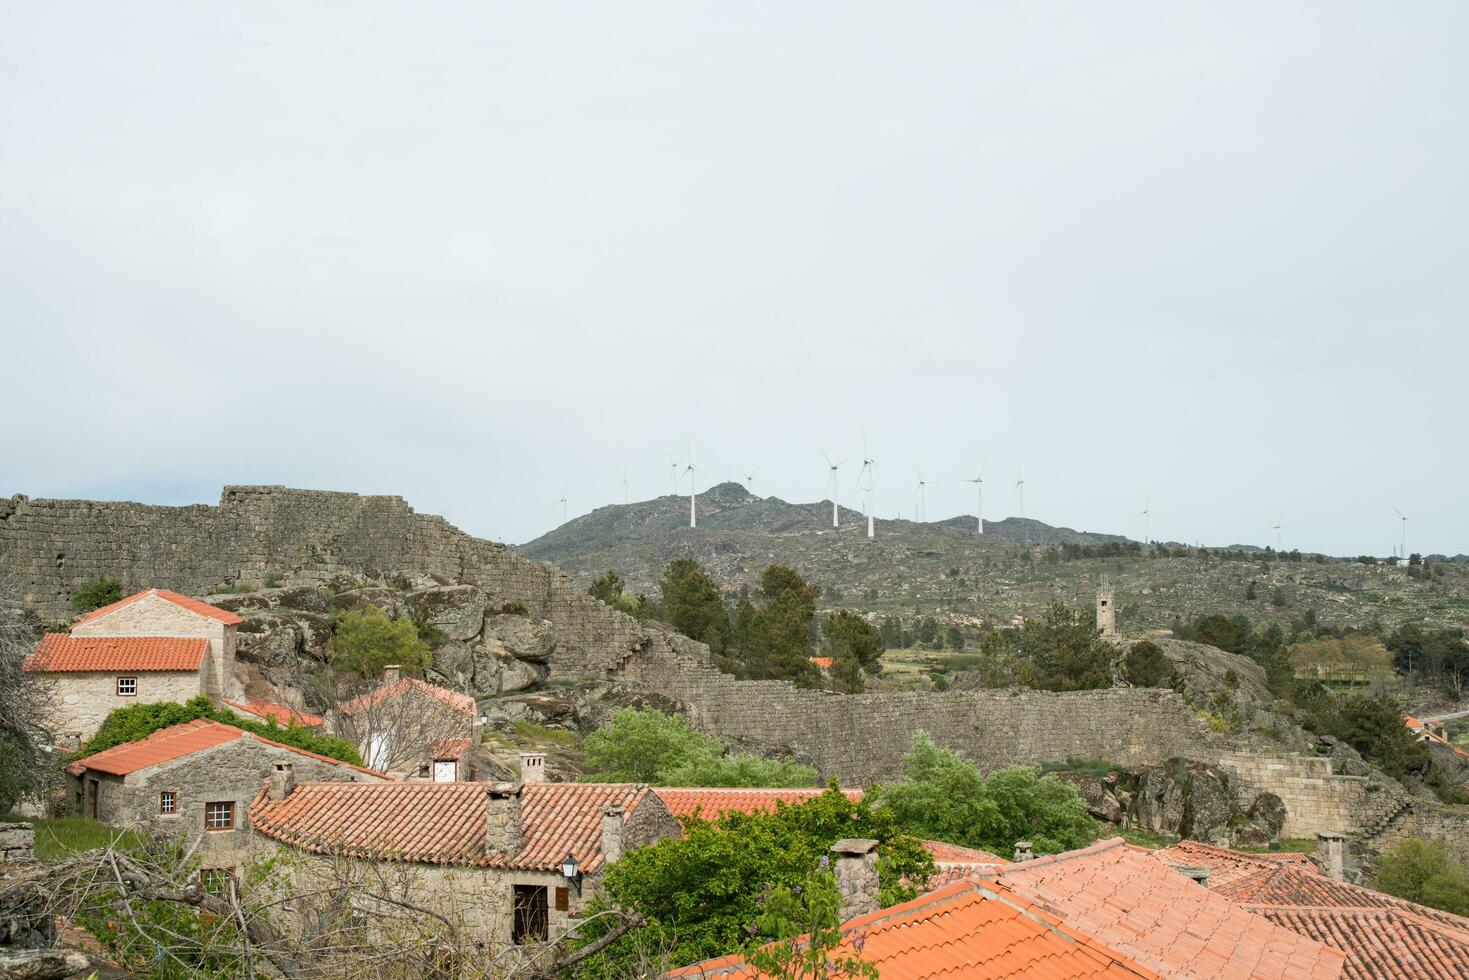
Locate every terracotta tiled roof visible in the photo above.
<box><xmin>808</xmin><ymin>656</ymin><xmax>834</xmax><ymax>669</ymax></box>
<box><xmin>25</xmin><ymin>634</ymin><xmax>207</xmax><ymax>673</ymax></box>
<box><xmin>671</xmin><ymin>877</ymin><xmax>1160</xmax><ymax>979</ymax></box>
<box><xmin>430</xmin><ymin>738</ymin><xmax>469</xmax><ymax>762</ymax></box>
<box><xmin>970</xmin><ymin>838</ymin><xmax>1345</xmax><ymax>979</ymax></box>
<box><xmin>248</xmin><ymin>781</ymin><xmax>653</xmax><ymax>872</ymax></box>
<box><xmin>70</xmin><ymin>588</ymin><xmax>243</xmax><ymax>628</ymax></box>
<box><xmin>67</xmin><ymin>719</ymin><xmax>388</xmax><ymax>780</ymax></box>
<box><xmin>1153</xmin><ymin>841</ymin><xmax>1469</xmax><ymax>979</ymax></box>
<box><xmin>336</xmin><ymin>677</ymin><xmax>476</xmax><ymax>717</ymax></box>
<box><xmin>923</xmin><ymin>840</ymin><xmax>1008</xmax><ymax>865</ymax></box>
<box><xmin>652</xmin><ymin>787</ymin><xmax>863</xmax><ymax>820</ymax></box>
<box><xmin>223</xmin><ymin>697</ymin><xmax>324</xmax><ymax>728</ymax></box>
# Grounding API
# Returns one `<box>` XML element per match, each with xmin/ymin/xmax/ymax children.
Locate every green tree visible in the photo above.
<box><xmin>742</xmin><ymin>860</ymin><xmax>878</xmax><ymax>980</ymax></box>
<box><xmin>80</xmin><ymin>695</ymin><xmax>363</xmax><ymax>766</ymax></box>
<box><xmin>1375</xmin><ymin>837</ymin><xmax>1469</xmax><ymax>915</ymax></box>
<box><xmin>582</xmin><ymin>708</ymin><xmax>816</xmax><ymax>787</ymax></box>
<box><xmin>327</xmin><ymin>606</ymin><xmax>431</xmax><ymax>677</ymax></box>
<box><xmin>1016</xmin><ymin>602</ymin><xmax>1112</xmax><ymax>691</ymax></box>
<box><xmin>821</xmin><ymin>611</ymin><xmax>884</xmax><ymax>693</ymax></box>
<box><xmin>1122</xmin><ymin>640</ymin><xmax>1176</xmax><ymax>688</ymax></box>
<box><xmin>874</xmin><ymin>732</ymin><xmax>1099</xmax><ymax>855</ymax></box>
<box><xmin>588</xmin><ymin>570</ymin><xmax>625</xmax><ymax>605</ymax></box>
<box><xmin>1300</xmin><ymin>692</ymin><xmax>1430</xmax><ymax>786</ymax></box>
<box><xmin>574</xmin><ymin>789</ymin><xmax>934</xmax><ymax>974</ymax></box>
<box><xmin>70</xmin><ymin>576</ymin><xmax>124</xmax><ymax>614</ymax></box>
<box><xmin>659</xmin><ymin>559</ymin><xmax>730</xmax><ymax>653</ymax></box>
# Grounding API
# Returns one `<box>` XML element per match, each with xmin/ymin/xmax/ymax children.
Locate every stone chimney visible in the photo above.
<box><xmin>601</xmin><ymin>804</ymin><xmax>626</xmax><ymax>865</ymax></box>
<box><xmin>1013</xmin><ymin>841</ymin><xmax>1035</xmax><ymax>862</ymax></box>
<box><xmin>269</xmin><ymin>762</ymin><xmax>296</xmax><ymax>801</ymax></box>
<box><xmin>830</xmin><ymin>839</ymin><xmax>880</xmax><ymax>920</ymax></box>
<box><xmin>519</xmin><ymin>752</ymin><xmax>547</xmax><ymax>784</ymax></box>
<box><xmin>382</xmin><ymin>665</ymin><xmax>402</xmax><ymax>685</ymax></box>
<box><xmin>1316</xmin><ymin>831</ymin><xmax>1345</xmax><ymax>880</ymax></box>
<box><xmin>485</xmin><ymin>782</ymin><xmax>523</xmax><ymax>855</ymax></box>
<box><xmin>1173</xmin><ymin>865</ymin><xmax>1211</xmax><ymax>887</ymax></box>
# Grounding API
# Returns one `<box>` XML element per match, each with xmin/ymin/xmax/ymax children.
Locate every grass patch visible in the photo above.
<box><xmin>23</xmin><ymin>817</ymin><xmax>143</xmax><ymax>860</ymax></box>
<box><xmin>1236</xmin><ymin>837</ymin><xmax>1316</xmax><ymax>854</ymax></box>
<box><xmin>512</xmin><ymin>720</ymin><xmax>578</xmax><ymax>746</ymax></box>
<box><xmin>1119</xmin><ymin>826</ymin><xmax>1180</xmax><ymax>850</ymax></box>
<box><xmin>1039</xmin><ymin>758</ymin><xmax>1120</xmax><ymax>778</ymax></box>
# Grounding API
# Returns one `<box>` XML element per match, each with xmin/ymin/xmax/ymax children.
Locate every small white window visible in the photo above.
<box><xmin>117</xmin><ymin>677</ymin><xmax>137</xmax><ymax>697</ymax></box>
<box><xmin>433</xmin><ymin>760</ymin><xmax>458</xmax><ymax>782</ymax></box>
<box><xmin>160</xmin><ymin>791</ymin><xmax>176</xmax><ymax>814</ymax></box>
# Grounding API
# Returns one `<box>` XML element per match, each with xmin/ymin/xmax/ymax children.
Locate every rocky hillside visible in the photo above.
<box><xmin>519</xmin><ymin>484</ymin><xmax>1469</xmax><ymax>632</ymax></box>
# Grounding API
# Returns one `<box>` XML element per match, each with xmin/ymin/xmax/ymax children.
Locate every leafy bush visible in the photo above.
<box><xmin>69</xmin><ymin>576</ymin><xmax>124</xmax><ymax>614</ymax></box>
<box><xmin>582</xmin><ymin>708</ymin><xmax>816</xmax><ymax>787</ymax></box>
<box><xmin>1122</xmin><ymin>640</ymin><xmax>1176</xmax><ymax>688</ymax></box>
<box><xmin>1015</xmin><ymin>602</ymin><xmax>1112</xmax><ymax>691</ymax></box>
<box><xmin>80</xmin><ymin>696</ymin><xmax>364</xmax><ymax>766</ymax></box>
<box><xmin>874</xmin><ymin>732</ymin><xmax>1099</xmax><ymax>855</ymax></box>
<box><xmin>574</xmin><ymin>788</ymin><xmax>933</xmax><ymax>973</ymax></box>
<box><xmin>327</xmin><ymin>606</ymin><xmax>431</xmax><ymax>677</ymax></box>
<box><xmin>499</xmin><ymin>602</ymin><xmax>529</xmax><ymax>615</ymax></box>
<box><xmin>1375</xmin><ymin>837</ymin><xmax>1469</xmax><ymax>915</ymax></box>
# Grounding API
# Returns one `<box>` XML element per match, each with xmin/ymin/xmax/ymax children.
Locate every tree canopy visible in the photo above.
<box><xmin>574</xmin><ymin>788</ymin><xmax>934</xmax><ymax>975</ymax></box>
<box><xmin>580</xmin><ymin>708</ymin><xmax>816</xmax><ymax>787</ymax></box>
<box><xmin>820</xmin><ymin>610</ymin><xmax>884</xmax><ymax>693</ymax></box>
<box><xmin>1015</xmin><ymin>602</ymin><xmax>1112</xmax><ymax>691</ymax></box>
<box><xmin>69</xmin><ymin>576</ymin><xmax>124</xmax><ymax>614</ymax></box>
<box><xmin>874</xmin><ymin>732</ymin><xmax>1099</xmax><ymax>855</ymax></box>
<box><xmin>659</xmin><ymin>559</ymin><xmax>729</xmax><ymax>653</ymax></box>
<box><xmin>326</xmin><ymin>606</ymin><xmax>431</xmax><ymax>677</ymax></box>
<box><xmin>1375</xmin><ymin>837</ymin><xmax>1469</xmax><ymax>916</ymax></box>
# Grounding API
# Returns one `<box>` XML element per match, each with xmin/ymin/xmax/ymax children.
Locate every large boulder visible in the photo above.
<box><xmin>408</xmin><ymin>586</ymin><xmax>488</xmax><ymax>641</ymax></box>
<box><xmin>482</xmin><ymin>614</ymin><xmax>556</xmax><ymax>664</ymax></box>
<box><xmin>487</xmin><ymin>655</ymin><xmax>548</xmax><ymax>694</ymax></box>
<box><xmin>233</xmin><ymin>613</ymin><xmax>308</xmax><ymax>667</ymax></box>
<box><xmin>1122</xmin><ymin>758</ymin><xmax>1254</xmax><ymax>846</ymax></box>
<box><xmin>1130</xmin><ymin>764</ymin><xmax>1188</xmax><ymax>835</ymax></box>
<box><xmin>1054</xmin><ymin>772</ymin><xmax>1124</xmax><ymax>824</ymax></box>
<box><xmin>1229</xmin><ymin>792</ymin><xmax>1287</xmax><ymax>848</ymax></box>
<box><xmin>206</xmin><ymin>587</ymin><xmax>331</xmax><ymax>615</ymax></box>
<box><xmin>1178</xmin><ymin>762</ymin><xmax>1235</xmax><ymax>844</ymax></box>
<box><xmin>331</xmin><ymin>587</ymin><xmax>410</xmax><ymax>620</ymax></box>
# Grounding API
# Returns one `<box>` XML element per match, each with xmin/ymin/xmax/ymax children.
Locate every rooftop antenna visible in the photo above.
<box><xmin>913</xmin><ymin>465</ymin><xmax>927</xmax><ymax>524</ymax></box>
<box><xmin>1391</xmin><ymin>505</ymin><xmax>1407</xmax><ymax>560</ymax></box>
<box><xmin>857</xmin><ymin>432</ymin><xmax>876</xmax><ymax>538</ymax></box>
<box><xmin>962</xmin><ymin>459</ymin><xmax>988</xmax><ymax>538</ymax></box>
<box><xmin>822</xmin><ymin>450</ymin><xmax>848</xmax><ymax>528</ymax></box>
<box><xmin>683</xmin><ymin>440</ymin><xmax>698</xmax><ymax>528</ymax></box>
<box><xmin>1268</xmin><ymin>517</ymin><xmax>1282</xmax><ymax>552</ymax></box>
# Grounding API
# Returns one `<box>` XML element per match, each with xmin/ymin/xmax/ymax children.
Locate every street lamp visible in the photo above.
<box><xmin>561</xmin><ymin>851</ymin><xmax>582</xmax><ymax>894</ymax></box>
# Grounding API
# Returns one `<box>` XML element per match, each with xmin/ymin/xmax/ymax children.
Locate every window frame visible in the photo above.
<box><xmin>204</xmin><ymin>800</ymin><xmax>235</xmax><ymax>831</ymax></box>
<box><xmin>116</xmin><ymin>676</ymin><xmax>138</xmax><ymax>697</ymax></box>
<box><xmin>512</xmin><ymin>884</ymin><xmax>549</xmax><ymax>944</ymax></box>
<box><xmin>159</xmin><ymin>791</ymin><xmax>176</xmax><ymax>815</ymax></box>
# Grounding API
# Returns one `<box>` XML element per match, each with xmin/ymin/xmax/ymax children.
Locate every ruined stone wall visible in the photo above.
<box><xmin>1361</xmin><ymin>797</ymin><xmax>1469</xmax><ymax>865</ymax></box>
<box><xmin>1216</xmin><ymin>751</ymin><xmax>1400</xmax><ymax>839</ymax></box>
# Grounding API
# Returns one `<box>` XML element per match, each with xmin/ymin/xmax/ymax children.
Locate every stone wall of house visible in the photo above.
<box><xmin>71</xmin><ymin>591</ymin><xmax>237</xmax><ymax>698</ymax></box>
<box><xmin>45</xmin><ymin>669</ymin><xmax>205</xmax><ymax>743</ymax></box>
<box><xmin>75</xmin><ymin>734</ymin><xmax>384</xmax><ymax>868</ymax></box>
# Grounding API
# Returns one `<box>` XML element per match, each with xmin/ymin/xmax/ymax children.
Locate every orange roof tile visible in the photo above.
<box><xmin>653</xmin><ymin>787</ymin><xmax>863</xmax><ymax>821</ymax></box>
<box><xmin>923</xmin><ymin>839</ymin><xmax>1009</xmax><ymax>865</ymax></box>
<box><xmin>25</xmin><ymin>633</ymin><xmax>207</xmax><ymax>673</ymax></box>
<box><xmin>336</xmin><ymin>677</ymin><xmax>476</xmax><ymax>717</ymax></box>
<box><xmin>430</xmin><ymin>738</ymin><xmax>469</xmax><ymax>761</ymax></box>
<box><xmin>971</xmin><ymin>838</ymin><xmax>1346</xmax><ymax>979</ymax></box>
<box><xmin>223</xmin><ymin>697</ymin><xmax>324</xmax><ymax>728</ymax></box>
<box><xmin>671</xmin><ymin>877</ymin><xmax>1160</xmax><ymax>979</ymax></box>
<box><xmin>67</xmin><ymin>719</ymin><xmax>388</xmax><ymax>780</ymax></box>
<box><xmin>248</xmin><ymin>781</ymin><xmax>652</xmax><ymax>872</ymax></box>
<box><xmin>70</xmin><ymin>588</ymin><xmax>243</xmax><ymax>628</ymax></box>
<box><xmin>809</xmin><ymin>656</ymin><xmax>834</xmax><ymax>669</ymax></box>
<box><xmin>1152</xmin><ymin>842</ymin><xmax>1469</xmax><ymax>979</ymax></box>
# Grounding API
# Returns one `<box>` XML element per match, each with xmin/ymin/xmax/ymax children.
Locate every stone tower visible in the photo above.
<box><xmin>1096</xmin><ymin>589</ymin><xmax>1117</xmax><ymax>636</ymax></box>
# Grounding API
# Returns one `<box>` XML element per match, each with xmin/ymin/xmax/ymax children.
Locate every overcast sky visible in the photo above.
<box><xmin>3</xmin><ymin>3</ymin><xmax>1465</xmax><ymax>556</ymax></box>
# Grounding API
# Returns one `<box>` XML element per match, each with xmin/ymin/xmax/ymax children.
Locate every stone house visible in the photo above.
<box><xmin>67</xmin><ymin>719</ymin><xmax>388</xmax><ymax>871</ymax></box>
<box><xmin>333</xmin><ymin>666</ymin><xmax>479</xmax><ymax>777</ymax></box>
<box><xmin>24</xmin><ymin>589</ymin><xmax>243</xmax><ymax>742</ymax></box>
<box><xmin>246</xmin><ymin>779</ymin><xmax>680</xmax><ymax>947</ymax></box>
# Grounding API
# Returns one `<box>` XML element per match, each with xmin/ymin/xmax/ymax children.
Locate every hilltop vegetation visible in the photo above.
<box><xmin>520</xmin><ymin>482</ymin><xmax>1469</xmax><ymax>635</ymax></box>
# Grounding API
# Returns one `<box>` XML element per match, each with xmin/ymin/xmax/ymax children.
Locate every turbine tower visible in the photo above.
<box><xmin>1140</xmin><ymin>496</ymin><xmax>1151</xmax><ymax>550</ymax></box>
<box><xmin>962</xmin><ymin>460</ymin><xmax>987</xmax><ymax>538</ymax></box>
<box><xmin>1391</xmin><ymin>505</ymin><xmax>1408</xmax><ymax>560</ymax></box>
<box><xmin>913</xmin><ymin>466</ymin><xmax>927</xmax><ymax>524</ymax></box>
<box><xmin>1015</xmin><ymin>466</ymin><xmax>1028</xmax><ymax>547</ymax></box>
<box><xmin>557</xmin><ymin>494</ymin><xmax>568</xmax><ymax>523</ymax></box>
<box><xmin>857</xmin><ymin>436</ymin><xmax>876</xmax><ymax>539</ymax></box>
<box><xmin>1269</xmin><ymin>518</ymin><xmax>1283</xmax><ymax>552</ymax></box>
<box><xmin>666</xmin><ymin>454</ymin><xmax>681</xmax><ymax>496</ymax></box>
<box><xmin>684</xmin><ymin>443</ymin><xmax>698</xmax><ymax>529</ymax></box>
<box><xmin>742</xmin><ymin>468</ymin><xmax>757</xmax><ymax>491</ymax></box>
<box><xmin>822</xmin><ymin>450</ymin><xmax>847</xmax><ymax>528</ymax></box>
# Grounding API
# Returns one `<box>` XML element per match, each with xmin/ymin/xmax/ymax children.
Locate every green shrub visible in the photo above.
<box><xmin>327</xmin><ymin>607</ymin><xmax>431</xmax><ymax>676</ymax></box>
<box><xmin>1122</xmin><ymin>640</ymin><xmax>1176</xmax><ymax>687</ymax></box>
<box><xmin>581</xmin><ymin>708</ymin><xmax>816</xmax><ymax>787</ymax></box>
<box><xmin>70</xmin><ymin>576</ymin><xmax>124</xmax><ymax>614</ymax></box>
<box><xmin>1375</xmin><ymin>837</ymin><xmax>1469</xmax><ymax>915</ymax></box>
<box><xmin>499</xmin><ymin>602</ymin><xmax>529</xmax><ymax>616</ymax></box>
<box><xmin>263</xmin><ymin>572</ymin><xmax>284</xmax><ymax>588</ymax></box>
<box><xmin>79</xmin><ymin>696</ymin><xmax>363</xmax><ymax>767</ymax></box>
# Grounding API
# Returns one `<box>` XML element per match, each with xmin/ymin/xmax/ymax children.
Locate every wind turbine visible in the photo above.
<box><xmin>622</xmin><ymin>472</ymin><xmax>629</xmax><ymax>506</ymax></box>
<box><xmin>856</xmin><ymin>435</ymin><xmax>876</xmax><ymax>538</ymax></box>
<box><xmin>1268</xmin><ymin>518</ymin><xmax>1282</xmax><ymax>552</ymax></box>
<box><xmin>913</xmin><ymin>466</ymin><xmax>927</xmax><ymax>524</ymax></box>
<box><xmin>742</xmin><ymin>468</ymin><xmax>758</xmax><ymax>491</ymax></box>
<box><xmin>684</xmin><ymin>441</ymin><xmax>698</xmax><ymax>528</ymax></box>
<box><xmin>666</xmin><ymin>454</ymin><xmax>682</xmax><ymax>496</ymax></box>
<box><xmin>962</xmin><ymin>460</ymin><xmax>987</xmax><ymax>538</ymax></box>
<box><xmin>1015</xmin><ymin>466</ymin><xmax>1028</xmax><ymax>547</ymax></box>
<box><xmin>1140</xmin><ymin>496</ymin><xmax>1151</xmax><ymax>550</ymax></box>
<box><xmin>557</xmin><ymin>493</ymin><xmax>568</xmax><ymax>523</ymax></box>
<box><xmin>1391</xmin><ymin>505</ymin><xmax>1408</xmax><ymax>560</ymax></box>
<box><xmin>821</xmin><ymin>451</ymin><xmax>847</xmax><ymax>528</ymax></box>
